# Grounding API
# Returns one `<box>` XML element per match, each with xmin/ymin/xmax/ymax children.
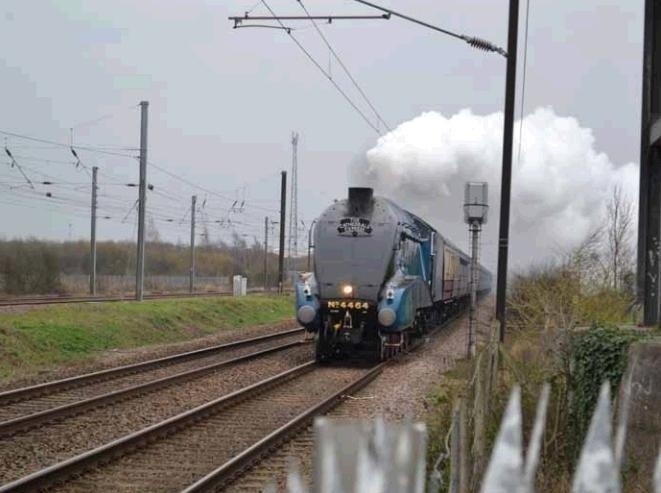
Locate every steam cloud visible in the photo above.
<box><xmin>350</xmin><ymin>107</ymin><xmax>638</xmax><ymax>269</ymax></box>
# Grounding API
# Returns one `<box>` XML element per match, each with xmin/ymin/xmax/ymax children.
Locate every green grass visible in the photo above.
<box><xmin>0</xmin><ymin>295</ymin><xmax>294</xmax><ymax>382</ymax></box>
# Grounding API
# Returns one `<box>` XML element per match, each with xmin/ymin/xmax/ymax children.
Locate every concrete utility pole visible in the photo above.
<box><xmin>494</xmin><ymin>0</ymin><xmax>520</xmax><ymax>342</ymax></box>
<box><xmin>278</xmin><ymin>171</ymin><xmax>287</xmax><ymax>294</ymax></box>
<box><xmin>264</xmin><ymin>216</ymin><xmax>269</xmax><ymax>292</ymax></box>
<box><xmin>287</xmin><ymin>132</ymin><xmax>299</xmax><ymax>273</ymax></box>
<box><xmin>136</xmin><ymin>101</ymin><xmax>149</xmax><ymax>301</ymax></box>
<box><xmin>189</xmin><ymin>195</ymin><xmax>197</xmax><ymax>294</ymax></box>
<box><xmin>89</xmin><ymin>166</ymin><xmax>98</xmax><ymax>295</ymax></box>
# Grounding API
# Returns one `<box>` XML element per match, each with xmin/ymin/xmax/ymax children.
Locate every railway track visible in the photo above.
<box><xmin>0</xmin><ymin>361</ymin><xmax>384</xmax><ymax>492</ymax></box>
<box><xmin>0</xmin><ymin>290</ymin><xmax>270</xmax><ymax>307</ymax></box>
<box><xmin>0</xmin><ymin>313</ymin><xmax>464</xmax><ymax>491</ymax></box>
<box><xmin>0</xmin><ymin>328</ymin><xmax>304</xmax><ymax>431</ymax></box>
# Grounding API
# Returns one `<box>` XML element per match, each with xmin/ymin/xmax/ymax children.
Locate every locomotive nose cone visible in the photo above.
<box><xmin>378</xmin><ymin>307</ymin><xmax>396</xmax><ymax>327</ymax></box>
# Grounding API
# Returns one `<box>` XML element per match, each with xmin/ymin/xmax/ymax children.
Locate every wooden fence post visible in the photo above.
<box><xmin>459</xmin><ymin>398</ymin><xmax>469</xmax><ymax>493</ymax></box>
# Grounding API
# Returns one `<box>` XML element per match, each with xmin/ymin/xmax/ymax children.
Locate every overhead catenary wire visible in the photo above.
<box><xmin>295</xmin><ymin>0</ymin><xmax>391</xmax><ymax>132</ymax></box>
<box><xmin>515</xmin><ymin>0</ymin><xmax>531</xmax><ymax>168</ymax></box>
<box><xmin>256</xmin><ymin>0</ymin><xmax>382</xmax><ymax>135</ymax></box>
<box><xmin>148</xmin><ymin>160</ymin><xmax>280</xmax><ymax>214</ymax></box>
<box><xmin>69</xmin><ymin>104</ymin><xmax>139</xmax><ymax>131</ymax></box>
<box><xmin>0</xmin><ymin>130</ymin><xmax>137</xmax><ymax>159</ymax></box>
<box><xmin>1</xmin><ymin>121</ymin><xmax>287</xmax><ymax>244</ymax></box>
<box><xmin>3</xmin><ymin>129</ymin><xmax>280</xmax><ymax>218</ymax></box>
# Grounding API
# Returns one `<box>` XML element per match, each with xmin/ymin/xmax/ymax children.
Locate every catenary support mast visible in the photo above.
<box><xmin>89</xmin><ymin>166</ymin><xmax>98</xmax><ymax>295</ymax></box>
<box><xmin>136</xmin><ymin>101</ymin><xmax>149</xmax><ymax>301</ymax></box>
<box><xmin>189</xmin><ymin>195</ymin><xmax>197</xmax><ymax>294</ymax></box>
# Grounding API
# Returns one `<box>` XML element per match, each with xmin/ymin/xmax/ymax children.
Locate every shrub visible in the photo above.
<box><xmin>2</xmin><ymin>241</ymin><xmax>62</xmax><ymax>294</ymax></box>
<box><xmin>567</xmin><ymin>325</ymin><xmax>650</xmax><ymax>461</ymax></box>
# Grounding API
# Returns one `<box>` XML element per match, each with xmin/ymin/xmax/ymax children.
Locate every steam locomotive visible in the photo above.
<box><xmin>295</xmin><ymin>187</ymin><xmax>491</xmax><ymax>361</ymax></box>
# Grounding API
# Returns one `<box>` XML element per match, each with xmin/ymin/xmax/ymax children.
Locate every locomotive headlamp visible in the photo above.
<box><xmin>341</xmin><ymin>284</ymin><xmax>353</xmax><ymax>296</ymax></box>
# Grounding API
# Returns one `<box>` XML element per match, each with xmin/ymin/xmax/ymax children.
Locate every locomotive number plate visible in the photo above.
<box><xmin>326</xmin><ymin>300</ymin><xmax>370</xmax><ymax>310</ymax></box>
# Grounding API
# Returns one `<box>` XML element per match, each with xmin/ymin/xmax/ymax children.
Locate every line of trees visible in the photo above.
<box><xmin>508</xmin><ymin>185</ymin><xmax>636</xmax><ymax>331</ymax></box>
<box><xmin>0</xmin><ymin>233</ymin><xmax>306</xmax><ymax>295</ymax></box>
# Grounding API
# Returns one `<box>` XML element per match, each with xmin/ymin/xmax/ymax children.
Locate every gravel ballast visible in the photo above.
<box><xmin>0</xmin><ymin>343</ymin><xmax>313</xmax><ymax>484</ymax></box>
<box><xmin>226</xmin><ymin>301</ymin><xmax>494</xmax><ymax>491</ymax></box>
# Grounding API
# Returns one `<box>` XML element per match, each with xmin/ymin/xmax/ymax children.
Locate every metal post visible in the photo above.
<box><xmin>495</xmin><ymin>0</ymin><xmax>520</xmax><ymax>342</ymax></box>
<box><xmin>89</xmin><ymin>166</ymin><xmax>98</xmax><ymax>295</ymax></box>
<box><xmin>287</xmin><ymin>132</ymin><xmax>299</xmax><ymax>274</ymax></box>
<box><xmin>468</xmin><ymin>222</ymin><xmax>480</xmax><ymax>358</ymax></box>
<box><xmin>638</xmin><ymin>0</ymin><xmax>661</xmax><ymax>326</ymax></box>
<box><xmin>264</xmin><ymin>216</ymin><xmax>269</xmax><ymax>292</ymax></box>
<box><xmin>136</xmin><ymin>101</ymin><xmax>149</xmax><ymax>301</ymax></box>
<box><xmin>189</xmin><ymin>195</ymin><xmax>197</xmax><ymax>294</ymax></box>
<box><xmin>278</xmin><ymin>171</ymin><xmax>287</xmax><ymax>294</ymax></box>
<box><xmin>307</xmin><ymin>219</ymin><xmax>317</xmax><ymax>272</ymax></box>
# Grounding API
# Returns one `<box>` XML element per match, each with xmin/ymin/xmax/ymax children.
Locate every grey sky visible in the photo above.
<box><xmin>0</xmin><ymin>1</ymin><xmax>643</xmax><ymax>265</ymax></box>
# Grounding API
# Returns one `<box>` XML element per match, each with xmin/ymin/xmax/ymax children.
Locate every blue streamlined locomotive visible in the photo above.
<box><xmin>295</xmin><ymin>187</ymin><xmax>491</xmax><ymax>361</ymax></box>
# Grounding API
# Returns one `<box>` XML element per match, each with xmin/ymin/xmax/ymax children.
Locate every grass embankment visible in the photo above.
<box><xmin>0</xmin><ymin>295</ymin><xmax>293</xmax><ymax>381</ymax></box>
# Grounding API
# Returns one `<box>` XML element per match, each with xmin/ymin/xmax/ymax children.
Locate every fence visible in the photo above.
<box><xmin>0</xmin><ymin>274</ymin><xmax>232</xmax><ymax>296</ymax></box>
<box><xmin>274</xmin><ymin>385</ymin><xmax>660</xmax><ymax>493</ymax></box>
<box><xmin>270</xmin><ymin>336</ymin><xmax>660</xmax><ymax>492</ymax></box>
<box><xmin>61</xmin><ymin>275</ymin><xmax>231</xmax><ymax>294</ymax></box>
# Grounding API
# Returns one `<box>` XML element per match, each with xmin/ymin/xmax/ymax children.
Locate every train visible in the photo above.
<box><xmin>295</xmin><ymin>187</ymin><xmax>491</xmax><ymax>361</ymax></box>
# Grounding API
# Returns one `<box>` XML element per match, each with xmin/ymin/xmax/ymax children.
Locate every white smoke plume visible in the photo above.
<box><xmin>350</xmin><ymin>107</ymin><xmax>638</xmax><ymax>269</ymax></box>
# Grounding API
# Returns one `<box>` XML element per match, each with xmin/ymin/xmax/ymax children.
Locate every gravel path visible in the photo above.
<box><xmin>226</xmin><ymin>301</ymin><xmax>494</xmax><ymax>492</ymax></box>
<box><xmin>0</xmin><ymin>343</ymin><xmax>313</xmax><ymax>484</ymax></box>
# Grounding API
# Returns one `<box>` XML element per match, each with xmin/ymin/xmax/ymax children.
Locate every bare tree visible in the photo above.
<box><xmin>565</xmin><ymin>225</ymin><xmax>604</xmax><ymax>290</ymax></box>
<box><xmin>605</xmin><ymin>186</ymin><xmax>634</xmax><ymax>291</ymax></box>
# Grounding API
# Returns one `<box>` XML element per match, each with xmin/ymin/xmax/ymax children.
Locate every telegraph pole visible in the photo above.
<box><xmin>89</xmin><ymin>166</ymin><xmax>98</xmax><ymax>295</ymax></box>
<box><xmin>278</xmin><ymin>171</ymin><xmax>287</xmax><ymax>294</ymax></box>
<box><xmin>136</xmin><ymin>100</ymin><xmax>149</xmax><ymax>301</ymax></box>
<box><xmin>189</xmin><ymin>195</ymin><xmax>197</xmax><ymax>294</ymax></box>
<box><xmin>495</xmin><ymin>0</ymin><xmax>520</xmax><ymax>342</ymax></box>
<box><xmin>264</xmin><ymin>216</ymin><xmax>269</xmax><ymax>291</ymax></box>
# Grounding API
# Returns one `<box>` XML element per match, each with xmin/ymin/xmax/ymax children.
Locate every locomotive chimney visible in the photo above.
<box><xmin>348</xmin><ymin>187</ymin><xmax>373</xmax><ymax>215</ymax></box>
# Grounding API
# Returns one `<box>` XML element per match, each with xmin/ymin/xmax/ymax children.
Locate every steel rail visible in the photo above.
<box><xmin>182</xmin><ymin>362</ymin><xmax>386</xmax><ymax>492</ymax></box>
<box><xmin>0</xmin><ymin>290</ymin><xmax>263</xmax><ymax>307</ymax></box>
<box><xmin>0</xmin><ymin>327</ymin><xmax>304</xmax><ymax>405</ymax></box>
<box><xmin>184</xmin><ymin>310</ymin><xmax>465</xmax><ymax>491</ymax></box>
<box><xmin>0</xmin><ymin>340</ymin><xmax>305</xmax><ymax>437</ymax></box>
<box><xmin>0</xmin><ymin>308</ymin><xmax>468</xmax><ymax>492</ymax></box>
<box><xmin>0</xmin><ymin>361</ymin><xmax>317</xmax><ymax>493</ymax></box>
